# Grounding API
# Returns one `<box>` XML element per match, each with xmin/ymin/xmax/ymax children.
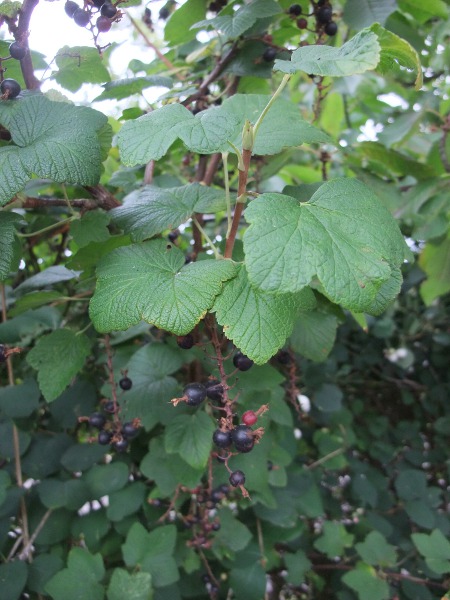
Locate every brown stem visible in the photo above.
<box><xmin>16</xmin><ymin>0</ymin><xmax>41</xmax><ymax>89</ymax></box>
<box><xmin>103</xmin><ymin>336</ymin><xmax>121</xmax><ymax>429</ymax></box>
<box><xmin>224</xmin><ymin>147</ymin><xmax>252</xmax><ymax>259</ymax></box>
<box><xmin>439</xmin><ymin>115</ymin><xmax>450</xmax><ymax>173</ymax></box>
<box><xmin>83</xmin><ymin>184</ymin><xmax>121</xmax><ymax>210</ymax></box>
<box><xmin>7</xmin><ymin>194</ymin><xmax>118</xmax><ymax>212</ymax></box>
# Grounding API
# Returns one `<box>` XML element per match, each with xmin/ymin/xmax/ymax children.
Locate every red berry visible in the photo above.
<box><xmin>297</xmin><ymin>17</ymin><xmax>308</xmax><ymax>29</ymax></box>
<box><xmin>242</xmin><ymin>410</ymin><xmax>258</xmax><ymax>426</ymax></box>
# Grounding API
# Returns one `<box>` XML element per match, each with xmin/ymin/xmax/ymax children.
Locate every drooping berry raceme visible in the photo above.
<box><xmin>0</xmin><ymin>78</ymin><xmax>21</xmax><ymax>99</ymax></box>
<box><xmin>233</xmin><ymin>351</ymin><xmax>254</xmax><ymax>372</ymax></box>
<box><xmin>9</xmin><ymin>42</ymin><xmax>27</xmax><ymax>60</ymax></box>
<box><xmin>242</xmin><ymin>410</ymin><xmax>258</xmax><ymax>426</ymax></box>
<box><xmin>229</xmin><ymin>470</ymin><xmax>246</xmax><ymax>487</ymax></box>
<box><xmin>232</xmin><ymin>424</ymin><xmax>255</xmax><ymax>453</ymax></box>
<box><xmin>89</xmin><ymin>412</ymin><xmax>106</xmax><ymax>429</ymax></box>
<box><xmin>212</xmin><ymin>429</ymin><xmax>232</xmax><ymax>449</ymax></box>
<box><xmin>119</xmin><ymin>376</ymin><xmax>132</xmax><ymax>391</ymax></box>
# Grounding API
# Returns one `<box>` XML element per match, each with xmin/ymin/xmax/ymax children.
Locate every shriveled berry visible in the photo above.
<box><xmin>232</xmin><ymin>424</ymin><xmax>254</xmax><ymax>452</ymax></box>
<box><xmin>104</xmin><ymin>401</ymin><xmax>115</xmax><ymax>413</ymax></box>
<box><xmin>96</xmin><ymin>15</ymin><xmax>112</xmax><ymax>31</ymax></box>
<box><xmin>122</xmin><ymin>422</ymin><xmax>139</xmax><ymax>439</ymax></box>
<box><xmin>242</xmin><ymin>410</ymin><xmax>258</xmax><ymax>426</ymax></box>
<box><xmin>113</xmin><ymin>438</ymin><xmax>129</xmax><ymax>452</ymax></box>
<box><xmin>262</xmin><ymin>47</ymin><xmax>277</xmax><ymax>62</ymax></box>
<box><xmin>119</xmin><ymin>376</ymin><xmax>132</xmax><ymax>391</ymax></box>
<box><xmin>89</xmin><ymin>412</ymin><xmax>106</xmax><ymax>429</ymax></box>
<box><xmin>101</xmin><ymin>2</ymin><xmax>117</xmax><ymax>17</ymax></box>
<box><xmin>0</xmin><ymin>78</ymin><xmax>21</xmax><ymax>99</ymax></box>
<box><xmin>9</xmin><ymin>42</ymin><xmax>26</xmax><ymax>60</ymax></box>
<box><xmin>205</xmin><ymin>379</ymin><xmax>224</xmax><ymax>401</ymax></box>
<box><xmin>233</xmin><ymin>351</ymin><xmax>253</xmax><ymax>372</ymax></box>
<box><xmin>98</xmin><ymin>430</ymin><xmax>112</xmax><ymax>445</ymax></box>
<box><xmin>324</xmin><ymin>20</ymin><xmax>337</xmax><ymax>35</ymax></box>
<box><xmin>73</xmin><ymin>8</ymin><xmax>91</xmax><ymax>26</ymax></box>
<box><xmin>229</xmin><ymin>470</ymin><xmax>246</xmax><ymax>487</ymax></box>
<box><xmin>64</xmin><ymin>0</ymin><xmax>79</xmax><ymax>17</ymax></box>
<box><xmin>177</xmin><ymin>334</ymin><xmax>194</xmax><ymax>349</ymax></box>
<box><xmin>184</xmin><ymin>382</ymin><xmax>207</xmax><ymax>406</ymax></box>
<box><xmin>213</xmin><ymin>429</ymin><xmax>232</xmax><ymax>449</ymax></box>
<box><xmin>297</xmin><ymin>17</ymin><xmax>308</xmax><ymax>28</ymax></box>
<box><xmin>288</xmin><ymin>3</ymin><xmax>302</xmax><ymax>15</ymax></box>
<box><xmin>317</xmin><ymin>6</ymin><xmax>332</xmax><ymax>23</ymax></box>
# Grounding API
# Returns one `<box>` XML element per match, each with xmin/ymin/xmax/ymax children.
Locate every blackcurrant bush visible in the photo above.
<box><xmin>122</xmin><ymin>422</ymin><xmax>139</xmax><ymax>439</ymax></box>
<box><xmin>242</xmin><ymin>410</ymin><xmax>258</xmax><ymax>426</ymax></box>
<box><xmin>288</xmin><ymin>3</ymin><xmax>302</xmax><ymax>15</ymax></box>
<box><xmin>113</xmin><ymin>438</ymin><xmax>129</xmax><ymax>452</ymax></box>
<box><xmin>101</xmin><ymin>2</ymin><xmax>117</xmax><ymax>17</ymax></box>
<box><xmin>96</xmin><ymin>15</ymin><xmax>112</xmax><ymax>32</ymax></box>
<box><xmin>233</xmin><ymin>351</ymin><xmax>253</xmax><ymax>371</ymax></box>
<box><xmin>0</xmin><ymin>345</ymin><xmax>6</xmax><ymax>363</ymax></box>
<box><xmin>229</xmin><ymin>470</ymin><xmax>246</xmax><ymax>487</ymax></box>
<box><xmin>212</xmin><ymin>429</ymin><xmax>232</xmax><ymax>449</ymax></box>
<box><xmin>205</xmin><ymin>379</ymin><xmax>224</xmax><ymax>401</ymax></box>
<box><xmin>184</xmin><ymin>382</ymin><xmax>207</xmax><ymax>406</ymax></box>
<box><xmin>64</xmin><ymin>0</ymin><xmax>79</xmax><ymax>17</ymax></box>
<box><xmin>98</xmin><ymin>430</ymin><xmax>112</xmax><ymax>445</ymax></box>
<box><xmin>119</xmin><ymin>376</ymin><xmax>132</xmax><ymax>391</ymax></box>
<box><xmin>0</xmin><ymin>78</ymin><xmax>21</xmax><ymax>99</ymax></box>
<box><xmin>324</xmin><ymin>20</ymin><xmax>337</xmax><ymax>35</ymax></box>
<box><xmin>9</xmin><ymin>42</ymin><xmax>26</xmax><ymax>60</ymax></box>
<box><xmin>73</xmin><ymin>8</ymin><xmax>91</xmax><ymax>26</ymax></box>
<box><xmin>159</xmin><ymin>6</ymin><xmax>170</xmax><ymax>19</ymax></box>
<box><xmin>89</xmin><ymin>412</ymin><xmax>106</xmax><ymax>429</ymax></box>
<box><xmin>317</xmin><ymin>6</ymin><xmax>332</xmax><ymax>23</ymax></box>
<box><xmin>297</xmin><ymin>17</ymin><xmax>308</xmax><ymax>28</ymax></box>
<box><xmin>177</xmin><ymin>333</ymin><xmax>194</xmax><ymax>349</ymax></box>
<box><xmin>104</xmin><ymin>400</ymin><xmax>115</xmax><ymax>413</ymax></box>
<box><xmin>232</xmin><ymin>424</ymin><xmax>254</xmax><ymax>452</ymax></box>
<box><xmin>262</xmin><ymin>47</ymin><xmax>277</xmax><ymax>62</ymax></box>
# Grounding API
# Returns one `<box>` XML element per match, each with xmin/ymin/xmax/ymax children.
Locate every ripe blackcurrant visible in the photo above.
<box><xmin>73</xmin><ymin>8</ymin><xmax>91</xmax><ymax>26</ymax></box>
<box><xmin>297</xmin><ymin>17</ymin><xmax>308</xmax><ymax>28</ymax></box>
<box><xmin>92</xmin><ymin>0</ymin><xmax>104</xmax><ymax>7</ymax></box>
<box><xmin>233</xmin><ymin>351</ymin><xmax>254</xmax><ymax>372</ymax></box>
<box><xmin>213</xmin><ymin>429</ymin><xmax>232</xmax><ymax>449</ymax></box>
<box><xmin>288</xmin><ymin>4</ymin><xmax>302</xmax><ymax>15</ymax></box>
<box><xmin>242</xmin><ymin>410</ymin><xmax>258</xmax><ymax>426</ymax></box>
<box><xmin>229</xmin><ymin>470</ymin><xmax>246</xmax><ymax>487</ymax></box>
<box><xmin>0</xmin><ymin>345</ymin><xmax>6</xmax><ymax>363</ymax></box>
<box><xmin>101</xmin><ymin>2</ymin><xmax>117</xmax><ymax>17</ymax></box>
<box><xmin>159</xmin><ymin>6</ymin><xmax>170</xmax><ymax>19</ymax></box>
<box><xmin>122</xmin><ymin>422</ymin><xmax>139</xmax><ymax>439</ymax></box>
<box><xmin>89</xmin><ymin>412</ymin><xmax>106</xmax><ymax>429</ymax></box>
<box><xmin>232</xmin><ymin>424</ymin><xmax>254</xmax><ymax>452</ymax></box>
<box><xmin>317</xmin><ymin>6</ymin><xmax>332</xmax><ymax>23</ymax></box>
<box><xmin>104</xmin><ymin>400</ymin><xmax>115</xmax><ymax>413</ymax></box>
<box><xmin>98</xmin><ymin>430</ymin><xmax>112</xmax><ymax>445</ymax></box>
<box><xmin>0</xmin><ymin>78</ymin><xmax>21</xmax><ymax>99</ymax></box>
<box><xmin>9</xmin><ymin>42</ymin><xmax>26</xmax><ymax>60</ymax></box>
<box><xmin>113</xmin><ymin>438</ymin><xmax>129</xmax><ymax>452</ymax></box>
<box><xmin>184</xmin><ymin>382</ymin><xmax>207</xmax><ymax>406</ymax></box>
<box><xmin>64</xmin><ymin>0</ymin><xmax>79</xmax><ymax>17</ymax></box>
<box><xmin>96</xmin><ymin>15</ymin><xmax>112</xmax><ymax>32</ymax></box>
<box><xmin>262</xmin><ymin>47</ymin><xmax>277</xmax><ymax>62</ymax></box>
<box><xmin>205</xmin><ymin>379</ymin><xmax>224</xmax><ymax>401</ymax></box>
<box><xmin>324</xmin><ymin>20</ymin><xmax>337</xmax><ymax>35</ymax></box>
<box><xmin>168</xmin><ymin>230</ymin><xmax>179</xmax><ymax>242</ymax></box>
<box><xmin>119</xmin><ymin>376</ymin><xmax>132</xmax><ymax>391</ymax></box>
<box><xmin>177</xmin><ymin>333</ymin><xmax>194</xmax><ymax>349</ymax></box>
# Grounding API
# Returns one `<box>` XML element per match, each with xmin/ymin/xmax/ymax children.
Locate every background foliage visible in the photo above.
<box><xmin>0</xmin><ymin>0</ymin><xmax>450</xmax><ymax>598</ymax></box>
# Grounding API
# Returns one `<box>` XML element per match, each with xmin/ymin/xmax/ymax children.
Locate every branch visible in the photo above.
<box><xmin>224</xmin><ymin>147</ymin><xmax>251</xmax><ymax>259</ymax></box>
<box><xmin>16</xmin><ymin>0</ymin><xmax>41</xmax><ymax>89</ymax></box>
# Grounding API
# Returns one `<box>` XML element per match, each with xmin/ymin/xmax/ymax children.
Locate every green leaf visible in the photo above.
<box><xmin>93</xmin><ymin>76</ymin><xmax>172</xmax><ymax>102</ymax></box>
<box><xmin>90</xmin><ymin>239</ymin><xmax>237</xmax><ymax>335</ymax></box>
<box><xmin>0</xmin><ymin>378</ymin><xmax>40</xmax><ymax>418</ymax></box>
<box><xmin>84</xmin><ymin>462</ymin><xmax>129</xmax><ymax>498</ymax></box>
<box><xmin>212</xmin><ymin>264</ymin><xmax>316</xmax><ymax>364</ymax></box>
<box><xmin>106</xmin><ymin>482</ymin><xmax>147</xmax><ymax>522</ymax></box>
<box><xmin>419</xmin><ymin>234</ymin><xmax>450</xmax><ymax>305</ymax></box>
<box><xmin>0</xmin><ymin>560</ymin><xmax>28</xmax><ymax>600</ymax></box>
<box><xmin>229</xmin><ymin>561</ymin><xmax>266</xmax><ymax>600</ymax></box>
<box><xmin>107</xmin><ymin>569</ymin><xmax>153</xmax><ymax>600</ymax></box>
<box><xmin>28</xmin><ymin>554</ymin><xmax>64</xmax><ymax>595</ymax></box>
<box><xmin>355</xmin><ymin>531</ymin><xmax>398</xmax><ymax>567</ymax></box>
<box><xmin>193</xmin><ymin>0</ymin><xmax>280</xmax><ymax>38</ymax></box>
<box><xmin>14</xmin><ymin>266</ymin><xmax>80</xmax><ymax>297</ymax></box>
<box><xmin>342</xmin><ymin>564</ymin><xmax>390</xmax><ymax>600</ymax></box>
<box><xmin>314</xmin><ymin>521</ymin><xmax>354</xmax><ymax>558</ymax></box>
<box><xmin>61</xmin><ymin>443</ymin><xmax>107</xmax><ymax>472</ymax></box>
<box><xmin>398</xmin><ymin>0</ymin><xmax>448</xmax><ymax>23</ymax></box>
<box><xmin>0</xmin><ymin>212</ymin><xmax>22</xmax><ymax>281</ymax></box>
<box><xmin>21</xmin><ymin>433</ymin><xmax>72</xmax><ymax>478</ymax></box>
<box><xmin>284</xmin><ymin>551</ymin><xmax>311</xmax><ymax>586</ymax></box>
<box><xmin>110</xmin><ymin>183</ymin><xmax>227</xmax><ymax>242</ymax></box>
<box><xmin>53</xmin><ymin>46</ymin><xmax>111</xmax><ymax>92</ymax></box>
<box><xmin>8</xmin><ymin>291</ymin><xmax>64</xmax><ymax>317</ymax></box>
<box><xmin>214</xmin><ymin>508</ymin><xmax>252</xmax><ymax>552</ymax></box>
<box><xmin>412</xmin><ymin>529</ymin><xmax>450</xmax><ymax>574</ymax></box>
<box><xmin>220</xmin><ymin>94</ymin><xmax>330</xmax><ymax>156</ymax></box>
<box><xmin>0</xmin><ymin>95</ymin><xmax>107</xmax><ymax>206</ymax></box>
<box><xmin>370</xmin><ymin>23</ymin><xmax>423</xmax><ymax>90</ymax></box>
<box><xmin>290</xmin><ymin>310</ymin><xmax>338</xmax><ymax>362</ymax></box>
<box><xmin>243</xmin><ymin>179</ymin><xmax>407</xmax><ymax>313</ymax></box>
<box><xmin>38</xmin><ymin>478</ymin><xmax>91</xmax><ymax>510</ymax></box>
<box><xmin>343</xmin><ymin>0</ymin><xmax>397</xmax><ymax>28</ymax></box>
<box><xmin>45</xmin><ymin>547</ymin><xmax>105</xmax><ymax>600</ymax></box>
<box><xmin>27</xmin><ymin>329</ymin><xmax>91</xmax><ymax>402</ymax></box>
<box><xmin>364</xmin><ymin>267</ymin><xmax>403</xmax><ymax>315</ymax></box>
<box><xmin>165</xmin><ymin>412</ymin><xmax>215</xmax><ymax>470</ymax></box>
<box><xmin>70</xmin><ymin>210</ymin><xmax>111</xmax><ymax>248</ymax></box>
<box><xmin>165</xmin><ymin>0</ymin><xmax>205</xmax><ymax>45</ymax></box>
<box><xmin>274</xmin><ymin>28</ymin><xmax>380</xmax><ymax>76</ymax></box>
<box><xmin>176</xmin><ymin>106</ymin><xmax>240</xmax><ymax>154</ymax></box>
<box><xmin>314</xmin><ymin>383</ymin><xmax>343</xmax><ymax>412</ymax></box>
<box><xmin>0</xmin><ymin>2</ymin><xmax>21</xmax><ymax>18</ymax></box>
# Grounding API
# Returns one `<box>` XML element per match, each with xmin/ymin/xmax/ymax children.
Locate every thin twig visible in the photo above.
<box><xmin>18</xmin><ymin>509</ymin><xmax>53</xmax><ymax>560</ymax></box>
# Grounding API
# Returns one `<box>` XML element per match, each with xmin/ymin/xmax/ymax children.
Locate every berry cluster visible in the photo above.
<box><xmin>64</xmin><ymin>0</ymin><xmax>119</xmax><ymax>34</ymax></box>
<box><xmin>287</xmin><ymin>1</ymin><xmax>337</xmax><ymax>36</ymax></box>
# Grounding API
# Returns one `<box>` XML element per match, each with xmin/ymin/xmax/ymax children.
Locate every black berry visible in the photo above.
<box><xmin>297</xmin><ymin>17</ymin><xmax>308</xmax><ymax>28</ymax></box>
<box><xmin>205</xmin><ymin>379</ymin><xmax>224</xmax><ymax>401</ymax></box>
<box><xmin>159</xmin><ymin>6</ymin><xmax>170</xmax><ymax>19</ymax></box>
<box><xmin>324</xmin><ymin>20</ymin><xmax>337</xmax><ymax>35</ymax></box>
<box><xmin>64</xmin><ymin>0</ymin><xmax>79</xmax><ymax>17</ymax></box>
<box><xmin>119</xmin><ymin>376</ymin><xmax>132</xmax><ymax>391</ymax></box>
<box><xmin>232</xmin><ymin>424</ymin><xmax>254</xmax><ymax>453</ymax></box>
<box><xmin>98</xmin><ymin>430</ymin><xmax>112</xmax><ymax>445</ymax></box>
<box><xmin>168</xmin><ymin>230</ymin><xmax>179</xmax><ymax>242</ymax></box>
<box><xmin>233</xmin><ymin>351</ymin><xmax>253</xmax><ymax>371</ymax></box>
<box><xmin>73</xmin><ymin>8</ymin><xmax>91</xmax><ymax>26</ymax></box>
<box><xmin>104</xmin><ymin>401</ymin><xmax>115</xmax><ymax>413</ymax></box>
<box><xmin>276</xmin><ymin>349</ymin><xmax>291</xmax><ymax>364</ymax></box>
<box><xmin>212</xmin><ymin>521</ymin><xmax>221</xmax><ymax>531</ymax></box>
<box><xmin>113</xmin><ymin>438</ymin><xmax>129</xmax><ymax>452</ymax></box>
<box><xmin>208</xmin><ymin>1</ymin><xmax>220</xmax><ymax>11</ymax></box>
<box><xmin>92</xmin><ymin>0</ymin><xmax>104</xmax><ymax>7</ymax></box>
<box><xmin>262</xmin><ymin>47</ymin><xmax>277</xmax><ymax>62</ymax></box>
<box><xmin>184</xmin><ymin>382</ymin><xmax>207</xmax><ymax>406</ymax></box>
<box><xmin>210</xmin><ymin>487</ymin><xmax>225</xmax><ymax>503</ymax></box>
<box><xmin>89</xmin><ymin>412</ymin><xmax>106</xmax><ymax>429</ymax></box>
<box><xmin>213</xmin><ymin>429</ymin><xmax>232</xmax><ymax>449</ymax></box>
<box><xmin>96</xmin><ymin>15</ymin><xmax>112</xmax><ymax>31</ymax></box>
<box><xmin>229</xmin><ymin>470</ymin><xmax>246</xmax><ymax>487</ymax></box>
<box><xmin>0</xmin><ymin>345</ymin><xmax>6</xmax><ymax>363</ymax></box>
<box><xmin>317</xmin><ymin>6</ymin><xmax>332</xmax><ymax>23</ymax></box>
<box><xmin>0</xmin><ymin>78</ymin><xmax>21</xmax><ymax>99</ymax></box>
<box><xmin>288</xmin><ymin>4</ymin><xmax>302</xmax><ymax>15</ymax></box>
<box><xmin>122</xmin><ymin>422</ymin><xmax>139</xmax><ymax>439</ymax></box>
<box><xmin>177</xmin><ymin>334</ymin><xmax>194</xmax><ymax>349</ymax></box>
<box><xmin>9</xmin><ymin>42</ymin><xmax>26</xmax><ymax>60</ymax></box>
<box><xmin>101</xmin><ymin>2</ymin><xmax>117</xmax><ymax>17</ymax></box>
